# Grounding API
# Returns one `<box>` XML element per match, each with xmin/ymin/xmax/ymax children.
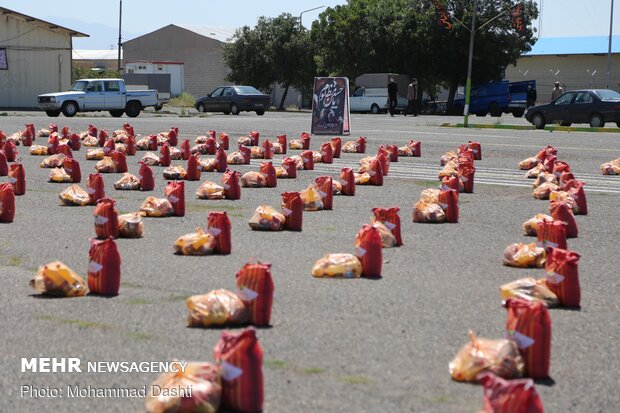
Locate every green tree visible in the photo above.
<box><xmin>223</xmin><ymin>13</ymin><xmax>316</xmax><ymax>110</ymax></box>
<box><xmin>312</xmin><ymin>0</ymin><xmax>538</xmax><ymax>108</ymax></box>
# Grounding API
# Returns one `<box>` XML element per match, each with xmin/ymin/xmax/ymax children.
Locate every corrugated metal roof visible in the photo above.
<box><xmin>0</xmin><ymin>6</ymin><xmax>88</xmax><ymax>37</ymax></box>
<box><xmin>527</xmin><ymin>36</ymin><xmax>620</xmax><ymax>56</ymax></box>
<box><xmin>73</xmin><ymin>50</ymin><xmax>121</xmax><ymax>60</ymax></box>
<box><xmin>174</xmin><ymin>24</ymin><xmax>236</xmax><ymax>43</ymax></box>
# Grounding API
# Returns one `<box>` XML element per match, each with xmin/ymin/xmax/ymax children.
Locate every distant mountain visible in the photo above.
<box><xmin>45</xmin><ymin>16</ymin><xmax>142</xmax><ymax>50</ymax></box>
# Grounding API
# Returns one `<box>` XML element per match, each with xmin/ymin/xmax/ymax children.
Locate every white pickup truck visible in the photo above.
<box><xmin>37</xmin><ymin>78</ymin><xmax>163</xmax><ymax>118</ymax></box>
<box><xmin>349</xmin><ymin>87</ymin><xmax>408</xmax><ymax>114</ymax></box>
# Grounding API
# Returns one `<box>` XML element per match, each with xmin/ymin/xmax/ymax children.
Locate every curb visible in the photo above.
<box><xmin>441</xmin><ymin>123</ymin><xmax>620</xmax><ymax>133</ymax></box>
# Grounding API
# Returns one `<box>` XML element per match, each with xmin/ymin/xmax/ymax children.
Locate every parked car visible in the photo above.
<box><xmin>525</xmin><ymin>89</ymin><xmax>620</xmax><ymax>129</ymax></box>
<box><xmin>37</xmin><ymin>78</ymin><xmax>162</xmax><ymax>118</ymax></box>
<box><xmin>349</xmin><ymin>87</ymin><xmax>408</xmax><ymax>114</ymax></box>
<box><xmin>195</xmin><ymin>86</ymin><xmax>271</xmax><ymax>115</ymax></box>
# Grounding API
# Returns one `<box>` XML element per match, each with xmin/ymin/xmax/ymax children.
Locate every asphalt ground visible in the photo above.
<box><xmin>1</xmin><ymin>111</ymin><xmax>619</xmax><ymax>413</ymax></box>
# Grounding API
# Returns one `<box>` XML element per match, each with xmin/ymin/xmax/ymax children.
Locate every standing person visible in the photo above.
<box><xmin>526</xmin><ymin>85</ymin><xmax>537</xmax><ymax>108</ymax></box>
<box><xmin>551</xmin><ymin>81</ymin><xmax>564</xmax><ymax>101</ymax></box>
<box><xmin>405</xmin><ymin>78</ymin><xmax>418</xmax><ymax>116</ymax></box>
<box><xmin>387</xmin><ymin>77</ymin><xmax>398</xmax><ymax>117</ymax></box>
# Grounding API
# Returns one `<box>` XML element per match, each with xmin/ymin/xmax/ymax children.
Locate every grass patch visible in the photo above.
<box><xmin>163</xmin><ymin>294</ymin><xmax>190</xmax><ymax>302</ymax></box>
<box><xmin>0</xmin><ymin>112</ymin><xmax>7</xmax><ymax>116</ymax></box>
<box><xmin>264</xmin><ymin>359</ymin><xmax>288</xmax><ymax>370</ymax></box>
<box><xmin>37</xmin><ymin>315</ymin><xmax>155</xmax><ymax>341</ymax></box>
<box><xmin>302</xmin><ymin>367</ymin><xmax>326</xmax><ymax>375</ymax></box>
<box><xmin>170</xmin><ymin>92</ymin><xmax>196</xmax><ymax>108</ymax></box>
<box><xmin>411</xmin><ymin>179</ymin><xmax>440</xmax><ymax>188</ymax></box>
<box><xmin>337</xmin><ymin>375</ymin><xmax>372</xmax><ymax>385</ymax></box>
<box><xmin>6</xmin><ymin>255</ymin><xmax>24</xmax><ymax>267</ymax></box>
<box><xmin>125</xmin><ymin>298</ymin><xmax>151</xmax><ymax>305</ymax></box>
<box><xmin>429</xmin><ymin>395</ymin><xmax>451</xmax><ymax>403</ymax></box>
<box><xmin>186</xmin><ymin>203</ymin><xmax>246</xmax><ymax>213</ymax></box>
<box><xmin>121</xmin><ymin>281</ymin><xmax>143</xmax><ymax>289</ymax></box>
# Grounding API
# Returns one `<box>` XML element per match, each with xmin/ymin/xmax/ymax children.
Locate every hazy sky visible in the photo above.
<box><xmin>1</xmin><ymin>0</ymin><xmax>618</xmax><ymax>49</ymax></box>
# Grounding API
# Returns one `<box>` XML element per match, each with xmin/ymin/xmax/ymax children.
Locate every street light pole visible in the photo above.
<box><xmin>299</xmin><ymin>5</ymin><xmax>326</xmax><ymax>30</ymax></box>
<box><xmin>607</xmin><ymin>0</ymin><xmax>614</xmax><ymax>88</ymax></box>
<box><xmin>463</xmin><ymin>0</ymin><xmax>477</xmax><ymax>127</ymax></box>
<box><xmin>117</xmin><ymin>0</ymin><xmax>122</xmax><ymax>72</ymax></box>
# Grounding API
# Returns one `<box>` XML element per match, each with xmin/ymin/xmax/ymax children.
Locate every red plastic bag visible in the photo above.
<box><xmin>111</xmin><ymin>151</ymin><xmax>128</xmax><ymax>173</ymax></box>
<box><xmin>320</xmin><ymin>142</ymin><xmax>333</xmax><ymax>164</ymax></box>
<box><xmin>207</xmin><ymin>211</ymin><xmax>232</xmax><ymax>254</ymax></box>
<box><xmin>468</xmin><ymin>141</ymin><xmax>482</xmax><ymax>160</ymax></box>
<box><xmin>355</xmin><ymin>224</ymin><xmax>382</xmax><ymax>278</ymax></box>
<box><xmin>47</xmin><ymin>134</ymin><xmax>59</xmax><ymax>155</ymax></box>
<box><xmin>315</xmin><ymin>176</ymin><xmax>333</xmax><ymax>210</ymax></box>
<box><xmin>138</xmin><ymin>162</ymin><xmax>154</xmax><ymax>191</ymax></box>
<box><xmin>87</xmin><ymin>173</ymin><xmax>105</xmax><ymax>204</ymax></box>
<box><xmin>282</xmin><ymin>157</ymin><xmax>298</xmax><ymax>179</ymax></box>
<box><xmin>222</xmin><ymin>169</ymin><xmax>241</xmax><ymax>200</ymax></box>
<box><xmin>0</xmin><ymin>183</ymin><xmax>16</xmax><ymax>223</ymax></box>
<box><xmin>281</xmin><ymin>192</ymin><xmax>303</xmax><ymax>231</ymax></box>
<box><xmin>159</xmin><ymin>143</ymin><xmax>171</xmax><ymax>167</ymax></box>
<box><xmin>438</xmin><ymin>189</ymin><xmax>459</xmax><ymax>223</ymax></box>
<box><xmin>125</xmin><ymin>136</ymin><xmax>136</xmax><ymax>156</ymax></box>
<box><xmin>186</xmin><ymin>154</ymin><xmax>201</xmax><ymax>181</ymax></box>
<box><xmin>408</xmin><ymin>140</ymin><xmax>421</xmax><ymax>157</ymax></box>
<box><xmin>219</xmin><ymin>132</ymin><xmax>230</xmax><ymax>150</ymax></box>
<box><xmin>542</xmin><ymin>154</ymin><xmax>556</xmax><ymax>172</ymax></box>
<box><xmin>180</xmin><ymin>139</ymin><xmax>191</xmax><ymax>160</ymax></box>
<box><xmin>122</xmin><ymin>122</ymin><xmax>134</xmax><ymax>137</ymax></box>
<box><xmin>98</xmin><ymin>129</ymin><xmax>109</xmax><ymax>147</ymax></box>
<box><xmin>165</xmin><ymin>181</ymin><xmax>185</xmax><ymax>217</ymax></box>
<box><xmin>301</xmin><ymin>132</ymin><xmax>311</xmax><ymax>149</ymax></box>
<box><xmin>21</xmin><ymin>125</ymin><xmax>33</xmax><ymax>146</ymax></box>
<box><xmin>340</xmin><ymin>167</ymin><xmax>355</xmax><ymax>196</ymax></box>
<box><xmin>103</xmin><ymin>138</ymin><xmax>115</xmax><ymax>156</ymax></box>
<box><xmin>259</xmin><ymin>161</ymin><xmax>277</xmax><ymax>188</ymax></box>
<box><xmin>236</xmin><ymin>262</ymin><xmax>274</xmax><ymax>326</ymax></box>
<box><xmin>148</xmin><ymin>135</ymin><xmax>158</xmax><ymax>151</ymax></box>
<box><xmin>369</xmin><ymin>158</ymin><xmax>383</xmax><ymax>186</ymax></box>
<box><xmin>552</xmin><ymin>160</ymin><xmax>571</xmax><ymax>177</ymax></box>
<box><xmin>478</xmin><ymin>372</ymin><xmax>544</xmax><ymax>413</ymax></box>
<box><xmin>537</xmin><ymin>218</ymin><xmax>567</xmax><ymax>249</ymax></box>
<box><xmin>276</xmin><ymin>134</ymin><xmax>286</xmax><ymax>154</ymax></box>
<box><xmin>301</xmin><ymin>150</ymin><xmax>314</xmax><ymax>170</ymax></box>
<box><xmin>331</xmin><ymin>137</ymin><xmax>342</xmax><ymax>158</ymax></box>
<box><xmin>215</xmin><ymin>147</ymin><xmax>227</xmax><ymax>172</ymax></box>
<box><xmin>205</xmin><ymin>137</ymin><xmax>217</xmax><ymax>155</ymax></box>
<box><xmin>504</xmin><ymin>298</ymin><xmax>551</xmax><ymax>379</ymax></box>
<box><xmin>549</xmin><ymin>200</ymin><xmax>578</xmax><ymax>238</ymax></box>
<box><xmin>545</xmin><ymin>247</ymin><xmax>580</xmax><ymax>308</ymax></box>
<box><xmin>94</xmin><ymin>198</ymin><xmax>119</xmax><ymax>239</ymax></box>
<box><xmin>458</xmin><ymin>161</ymin><xmax>475</xmax><ymax>193</ymax></box>
<box><xmin>237</xmin><ymin>145</ymin><xmax>251</xmax><ymax>164</ymax></box>
<box><xmin>377</xmin><ymin>150</ymin><xmax>389</xmax><ymax>176</ymax></box>
<box><xmin>167</xmin><ymin>127</ymin><xmax>178</xmax><ymax>147</ymax></box>
<box><xmin>63</xmin><ymin>157</ymin><xmax>81</xmax><ymax>183</ymax></box>
<box><xmin>213</xmin><ymin>328</ymin><xmax>263</xmax><ymax>413</ymax></box>
<box><xmin>88</xmin><ymin>237</ymin><xmax>121</xmax><ymax>296</ymax></box>
<box><xmin>4</xmin><ymin>140</ymin><xmax>17</xmax><ymax>162</ymax></box>
<box><xmin>69</xmin><ymin>133</ymin><xmax>81</xmax><ymax>151</ymax></box>
<box><xmin>563</xmin><ymin>179</ymin><xmax>587</xmax><ymax>215</ymax></box>
<box><xmin>56</xmin><ymin>144</ymin><xmax>73</xmax><ymax>158</ymax></box>
<box><xmin>249</xmin><ymin>130</ymin><xmax>260</xmax><ymax>146</ymax></box>
<box><xmin>87</xmin><ymin>124</ymin><xmax>97</xmax><ymax>137</ymax></box>
<box><xmin>59</xmin><ymin>125</ymin><xmax>70</xmax><ymax>139</ymax></box>
<box><xmin>356</xmin><ymin>137</ymin><xmax>367</xmax><ymax>153</ymax></box>
<box><xmin>558</xmin><ymin>171</ymin><xmax>575</xmax><ymax>189</ymax></box>
<box><xmin>441</xmin><ymin>175</ymin><xmax>460</xmax><ymax>192</ymax></box>
<box><xmin>387</xmin><ymin>144</ymin><xmax>399</xmax><ymax>162</ymax></box>
<box><xmin>0</xmin><ymin>150</ymin><xmax>8</xmax><ymax>176</ymax></box>
<box><xmin>372</xmin><ymin>207</ymin><xmax>403</xmax><ymax>246</ymax></box>
<box><xmin>262</xmin><ymin>139</ymin><xmax>273</xmax><ymax>160</ymax></box>
<box><xmin>8</xmin><ymin>162</ymin><xmax>26</xmax><ymax>196</ymax></box>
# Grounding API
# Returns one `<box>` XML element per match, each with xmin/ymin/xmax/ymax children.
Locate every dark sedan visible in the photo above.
<box><xmin>525</xmin><ymin>89</ymin><xmax>620</xmax><ymax>129</ymax></box>
<box><xmin>195</xmin><ymin>85</ymin><xmax>271</xmax><ymax>116</ymax></box>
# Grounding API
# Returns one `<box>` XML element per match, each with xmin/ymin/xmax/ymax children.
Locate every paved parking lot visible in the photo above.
<box><xmin>1</xmin><ymin>111</ymin><xmax>619</xmax><ymax>412</ymax></box>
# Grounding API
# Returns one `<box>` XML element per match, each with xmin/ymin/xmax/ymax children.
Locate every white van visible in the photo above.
<box><xmin>349</xmin><ymin>87</ymin><xmax>408</xmax><ymax>113</ymax></box>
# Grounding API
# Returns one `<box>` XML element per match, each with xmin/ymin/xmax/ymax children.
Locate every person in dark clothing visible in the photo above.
<box><xmin>387</xmin><ymin>78</ymin><xmax>398</xmax><ymax>116</ymax></box>
<box><xmin>526</xmin><ymin>85</ymin><xmax>537</xmax><ymax>108</ymax></box>
<box><xmin>405</xmin><ymin>78</ymin><xmax>418</xmax><ymax>116</ymax></box>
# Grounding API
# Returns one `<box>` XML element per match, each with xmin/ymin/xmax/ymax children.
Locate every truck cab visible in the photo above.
<box><xmin>453</xmin><ymin>80</ymin><xmax>510</xmax><ymax>117</ymax></box>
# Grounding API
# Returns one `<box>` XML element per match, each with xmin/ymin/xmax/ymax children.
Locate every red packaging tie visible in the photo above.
<box><xmin>94</xmin><ymin>198</ymin><xmax>119</xmax><ymax>239</ymax></box>
<box><xmin>213</xmin><ymin>328</ymin><xmax>263</xmax><ymax>413</ymax></box>
<box><xmin>63</xmin><ymin>157</ymin><xmax>81</xmax><ymax>183</ymax></box>
<box><xmin>219</xmin><ymin>133</ymin><xmax>230</xmax><ymax>150</ymax></box>
<box><xmin>320</xmin><ymin>142</ymin><xmax>333</xmax><ymax>164</ymax></box>
<box><xmin>236</xmin><ymin>262</ymin><xmax>274</xmax><ymax>326</ymax></box>
<box><xmin>545</xmin><ymin>247</ymin><xmax>580</xmax><ymax>307</ymax></box>
<box><xmin>301</xmin><ymin>150</ymin><xmax>314</xmax><ymax>170</ymax></box>
<box><xmin>186</xmin><ymin>154</ymin><xmax>201</xmax><ymax>181</ymax></box>
<box><xmin>207</xmin><ymin>211</ymin><xmax>232</xmax><ymax>254</ymax></box>
<box><xmin>438</xmin><ymin>189</ymin><xmax>459</xmax><ymax>223</ymax></box>
<box><xmin>88</xmin><ymin>237</ymin><xmax>121</xmax><ymax>296</ymax></box>
<box><xmin>138</xmin><ymin>162</ymin><xmax>154</xmax><ymax>191</ymax></box>
<box><xmin>8</xmin><ymin>162</ymin><xmax>26</xmax><ymax>196</ymax></box>
<box><xmin>355</xmin><ymin>224</ymin><xmax>382</xmax><ymax>278</ymax></box>
<box><xmin>180</xmin><ymin>139</ymin><xmax>191</xmax><ymax>160</ymax></box>
<box><xmin>340</xmin><ymin>168</ymin><xmax>355</xmax><ymax>196</ymax></box>
<box><xmin>215</xmin><ymin>147</ymin><xmax>228</xmax><ymax>172</ymax></box>
<box><xmin>281</xmin><ymin>192</ymin><xmax>303</xmax><ymax>231</ymax></box>
<box><xmin>281</xmin><ymin>158</ymin><xmax>297</xmax><ymax>179</ymax></box>
<box><xmin>259</xmin><ymin>162</ymin><xmax>277</xmax><ymax>188</ymax></box>
<box><xmin>165</xmin><ymin>181</ymin><xmax>185</xmax><ymax>217</ymax></box>
<box><xmin>159</xmin><ymin>143</ymin><xmax>171</xmax><ymax>167</ymax></box>
<box><xmin>478</xmin><ymin>373</ymin><xmax>544</xmax><ymax>413</ymax></box>
<box><xmin>276</xmin><ymin>135</ymin><xmax>286</xmax><ymax>154</ymax></box>
<box><xmin>549</xmin><ymin>200</ymin><xmax>578</xmax><ymax>238</ymax></box>
<box><xmin>536</xmin><ymin>219</ymin><xmax>567</xmax><ymax>249</ymax></box>
<box><xmin>331</xmin><ymin>137</ymin><xmax>342</xmax><ymax>158</ymax></box>
<box><xmin>504</xmin><ymin>298</ymin><xmax>551</xmax><ymax>379</ymax></box>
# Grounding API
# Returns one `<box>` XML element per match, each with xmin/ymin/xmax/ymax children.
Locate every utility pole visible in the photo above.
<box><xmin>463</xmin><ymin>0</ymin><xmax>477</xmax><ymax>127</ymax></box>
<box><xmin>117</xmin><ymin>0</ymin><xmax>123</xmax><ymax>72</ymax></box>
<box><xmin>607</xmin><ymin>0</ymin><xmax>614</xmax><ymax>88</ymax></box>
<box><xmin>299</xmin><ymin>5</ymin><xmax>325</xmax><ymax>30</ymax></box>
